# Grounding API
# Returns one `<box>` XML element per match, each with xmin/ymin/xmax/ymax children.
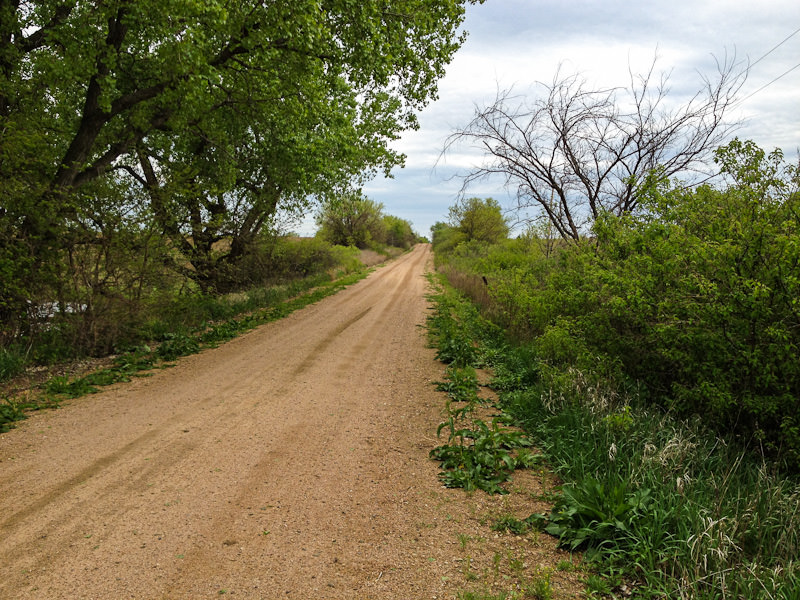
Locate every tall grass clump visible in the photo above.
<box><xmin>0</xmin><ymin>345</ymin><xmax>26</xmax><ymax>381</ymax></box>
<box><xmin>502</xmin><ymin>370</ymin><xmax>800</xmax><ymax>598</ymax></box>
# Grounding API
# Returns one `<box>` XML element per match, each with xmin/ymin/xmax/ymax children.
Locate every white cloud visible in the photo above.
<box><xmin>360</xmin><ymin>1</ymin><xmax>800</xmax><ymax>238</ymax></box>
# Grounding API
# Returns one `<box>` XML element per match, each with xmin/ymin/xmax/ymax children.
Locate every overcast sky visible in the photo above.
<box><xmin>302</xmin><ymin>1</ymin><xmax>800</xmax><ymax>237</ymax></box>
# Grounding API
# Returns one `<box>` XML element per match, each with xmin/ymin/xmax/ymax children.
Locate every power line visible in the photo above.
<box><xmin>738</xmin><ymin>61</ymin><xmax>800</xmax><ymax>105</ymax></box>
<box><xmin>748</xmin><ymin>25</ymin><xmax>800</xmax><ymax>70</ymax></box>
<box><xmin>731</xmin><ymin>25</ymin><xmax>800</xmax><ymax>107</ymax></box>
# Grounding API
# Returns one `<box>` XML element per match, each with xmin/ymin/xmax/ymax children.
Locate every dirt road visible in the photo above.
<box><xmin>0</xmin><ymin>244</ymin><xmax>579</xmax><ymax>599</ymax></box>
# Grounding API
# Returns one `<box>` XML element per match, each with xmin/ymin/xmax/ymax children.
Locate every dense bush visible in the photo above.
<box><xmin>233</xmin><ymin>236</ymin><xmax>362</xmax><ymax>285</ymax></box>
<box><xmin>427</xmin><ymin>277</ymin><xmax>800</xmax><ymax>598</ymax></box>
<box><xmin>315</xmin><ymin>193</ymin><xmax>387</xmax><ymax>248</ymax></box>
<box><xmin>437</xmin><ymin>139</ymin><xmax>800</xmax><ymax>469</ymax></box>
<box><xmin>585</xmin><ymin>143</ymin><xmax>800</xmax><ymax>465</ymax></box>
<box><xmin>382</xmin><ymin>214</ymin><xmax>419</xmax><ymax>249</ymax></box>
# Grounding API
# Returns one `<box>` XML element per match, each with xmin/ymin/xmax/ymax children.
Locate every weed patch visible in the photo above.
<box><xmin>490</xmin><ymin>514</ymin><xmax>538</xmax><ymax>535</ymax></box>
<box><xmin>435</xmin><ymin>365</ymin><xmax>480</xmax><ymax>402</ymax></box>
<box><xmin>431</xmin><ymin>415</ymin><xmax>534</xmax><ymax>494</ymax></box>
<box><xmin>427</xmin><ymin>275</ymin><xmax>537</xmax><ymax>495</ymax></box>
<box><xmin>0</xmin><ymin>398</ymin><xmax>26</xmax><ymax>432</ymax></box>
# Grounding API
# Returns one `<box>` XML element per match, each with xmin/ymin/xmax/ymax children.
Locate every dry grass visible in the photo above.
<box><xmin>359</xmin><ymin>247</ymin><xmax>403</xmax><ymax>267</ymax></box>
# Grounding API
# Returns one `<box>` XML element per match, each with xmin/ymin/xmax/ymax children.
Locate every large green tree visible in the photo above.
<box><xmin>1</xmin><ymin>0</ymin><xmax>479</xmax><ymax>324</ymax></box>
<box><xmin>315</xmin><ymin>192</ymin><xmax>385</xmax><ymax>249</ymax></box>
<box><xmin>448</xmin><ymin>197</ymin><xmax>509</xmax><ymax>244</ymax></box>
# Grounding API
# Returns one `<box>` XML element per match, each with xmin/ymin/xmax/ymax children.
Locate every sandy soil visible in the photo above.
<box><xmin>0</xmin><ymin>244</ymin><xmax>582</xmax><ymax>599</ymax></box>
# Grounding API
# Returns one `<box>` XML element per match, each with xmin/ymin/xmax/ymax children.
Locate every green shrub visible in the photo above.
<box><xmin>584</xmin><ymin>142</ymin><xmax>800</xmax><ymax>465</ymax></box>
<box><xmin>427</xmin><ymin>260</ymin><xmax>800</xmax><ymax>598</ymax></box>
<box><xmin>437</xmin><ymin>140</ymin><xmax>800</xmax><ymax>469</ymax></box>
<box><xmin>0</xmin><ymin>346</ymin><xmax>26</xmax><ymax>382</ymax></box>
<box><xmin>328</xmin><ymin>244</ymin><xmax>362</xmax><ymax>274</ymax></box>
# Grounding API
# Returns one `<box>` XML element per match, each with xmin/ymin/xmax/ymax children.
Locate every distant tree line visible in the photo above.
<box><xmin>315</xmin><ymin>192</ymin><xmax>421</xmax><ymax>250</ymax></box>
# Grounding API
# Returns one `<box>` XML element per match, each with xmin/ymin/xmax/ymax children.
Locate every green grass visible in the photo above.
<box><xmin>0</xmin><ymin>346</ymin><xmax>26</xmax><ymax>381</ymax></box>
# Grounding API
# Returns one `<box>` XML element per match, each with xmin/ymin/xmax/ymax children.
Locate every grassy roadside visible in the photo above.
<box><xmin>426</xmin><ymin>273</ymin><xmax>586</xmax><ymax>600</ymax></box>
<box><xmin>425</xmin><ymin>272</ymin><xmax>800</xmax><ymax>599</ymax></box>
<box><xmin>0</xmin><ymin>267</ymin><xmax>373</xmax><ymax>432</ymax></box>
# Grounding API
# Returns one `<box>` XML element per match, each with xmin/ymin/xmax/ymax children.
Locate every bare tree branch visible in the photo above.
<box><xmin>444</xmin><ymin>54</ymin><xmax>746</xmax><ymax>240</ymax></box>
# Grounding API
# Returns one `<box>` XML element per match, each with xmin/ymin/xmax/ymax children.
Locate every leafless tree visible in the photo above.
<box><xmin>445</xmin><ymin>55</ymin><xmax>746</xmax><ymax>241</ymax></box>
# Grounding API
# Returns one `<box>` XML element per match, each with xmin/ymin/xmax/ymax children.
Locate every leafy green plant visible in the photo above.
<box><xmin>537</xmin><ymin>478</ymin><xmax>653</xmax><ymax>555</ymax></box>
<box><xmin>435</xmin><ymin>332</ymin><xmax>480</xmax><ymax>367</ymax></box>
<box><xmin>0</xmin><ymin>398</ymin><xmax>27</xmax><ymax>432</ymax></box>
<box><xmin>200</xmin><ymin>321</ymin><xmax>242</xmax><ymax>345</ymax></box>
<box><xmin>425</xmin><ymin>278</ymin><xmax>484</xmax><ymax>368</ymax></box>
<box><xmin>45</xmin><ymin>375</ymin><xmax>99</xmax><ymax>398</ymax></box>
<box><xmin>583</xmin><ymin>573</ymin><xmax>613</xmax><ymax>598</ymax></box>
<box><xmin>514</xmin><ymin>447</ymin><xmax>544</xmax><ymax>469</ymax></box>
<box><xmin>431</xmin><ymin>405</ymin><xmax>534</xmax><ymax>494</ymax></box>
<box><xmin>112</xmin><ymin>349</ymin><xmax>155</xmax><ymax>374</ymax></box>
<box><xmin>155</xmin><ymin>333</ymin><xmax>201</xmax><ymax>361</ymax></box>
<box><xmin>435</xmin><ymin>365</ymin><xmax>480</xmax><ymax>402</ymax></box>
<box><xmin>488</xmin><ymin>344</ymin><xmax>541</xmax><ymax>393</ymax></box>
<box><xmin>555</xmin><ymin>559</ymin><xmax>578</xmax><ymax>572</ymax></box>
<box><xmin>603</xmin><ymin>405</ymin><xmax>633</xmax><ymax>433</ymax></box>
<box><xmin>82</xmin><ymin>369</ymin><xmax>129</xmax><ymax>387</ymax></box>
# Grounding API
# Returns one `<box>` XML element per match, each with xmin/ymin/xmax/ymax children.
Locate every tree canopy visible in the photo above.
<box><xmin>449</xmin><ymin>197</ymin><xmax>509</xmax><ymax>244</ymax></box>
<box><xmin>1</xmin><ymin>0</ymin><xmax>478</xmax><ymax>325</ymax></box>
<box><xmin>315</xmin><ymin>192</ymin><xmax>386</xmax><ymax>249</ymax></box>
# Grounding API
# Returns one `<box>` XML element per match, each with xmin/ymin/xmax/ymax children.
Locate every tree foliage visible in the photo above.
<box><xmin>382</xmin><ymin>214</ymin><xmax>418</xmax><ymax>249</ymax></box>
<box><xmin>446</xmin><ymin>58</ymin><xmax>745</xmax><ymax>241</ymax></box>
<box><xmin>1</xmin><ymin>0</ymin><xmax>477</xmax><ymax>340</ymax></box>
<box><xmin>448</xmin><ymin>197</ymin><xmax>509</xmax><ymax>244</ymax></box>
<box><xmin>315</xmin><ymin>192</ymin><xmax>386</xmax><ymax>249</ymax></box>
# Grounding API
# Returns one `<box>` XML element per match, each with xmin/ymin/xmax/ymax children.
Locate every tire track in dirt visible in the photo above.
<box><xmin>0</xmin><ymin>245</ymin><xmax>447</xmax><ymax>598</ymax></box>
<box><xmin>0</xmin><ymin>248</ymin><xmax>422</xmax><ymax>532</ymax></box>
<box><xmin>157</xmin><ymin>246</ymin><xmax>439</xmax><ymax>598</ymax></box>
<box><xmin>0</xmin><ymin>245</ymin><xmax>584</xmax><ymax>599</ymax></box>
